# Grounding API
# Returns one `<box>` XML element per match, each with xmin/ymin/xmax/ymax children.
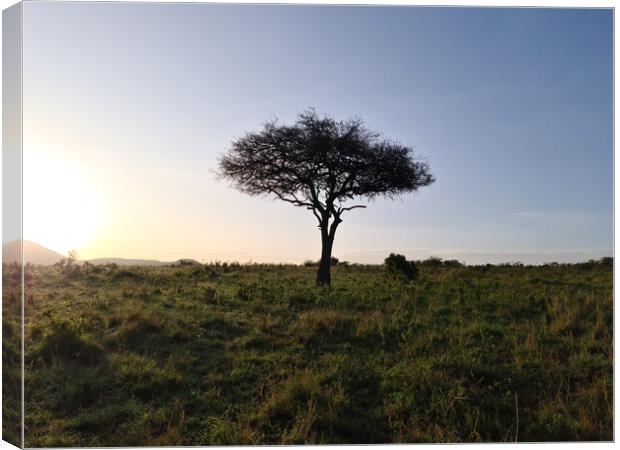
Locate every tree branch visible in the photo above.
<box><xmin>271</xmin><ymin>190</ymin><xmax>315</xmax><ymax>208</ymax></box>
<box><xmin>337</xmin><ymin>204</ymin><xmax>367</xmax><ymax>213</ymax></box>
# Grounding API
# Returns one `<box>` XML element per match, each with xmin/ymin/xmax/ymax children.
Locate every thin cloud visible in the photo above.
<box><xmin>509</xmin><ymin>211</ymin><xmax>596</xmax><ymax>222</ymax></box>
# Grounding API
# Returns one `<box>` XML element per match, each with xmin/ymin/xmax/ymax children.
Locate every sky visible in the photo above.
<box><xmin>20</xmin><ymin>3</ymin><xmax>613</xmax><ymax>264</ymax></box>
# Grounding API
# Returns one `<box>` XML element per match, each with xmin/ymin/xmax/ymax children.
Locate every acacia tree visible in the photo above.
<box><xmin>217</xmin><ymin>110</ymin><xmax>435</xmax><ymax>286</ymax></box>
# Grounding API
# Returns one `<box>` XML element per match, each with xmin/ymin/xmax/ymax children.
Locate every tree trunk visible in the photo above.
<box><xmin>316</xmin><ymin>214</ymin><xmax>340</xmax><ymax>286</ymax></box>
<box><xmin>316</xmin><ymin>231</ymin><xmax>334</xmax><ymax>286</ymax></box>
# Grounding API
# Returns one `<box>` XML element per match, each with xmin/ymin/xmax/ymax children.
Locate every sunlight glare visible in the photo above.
<box><xmin>23</xmin><ymin>150</ymin><xmax>101</xmax><ymax>256</ymax></box>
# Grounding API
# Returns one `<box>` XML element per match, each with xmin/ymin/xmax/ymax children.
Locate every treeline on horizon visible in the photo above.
<box><xmin>2</xmin><ymin>255</ymin><xmax>613</xmax><ymax>271</ymax></box>
<box><xmin>302</xmin><ymin>255</ymin><xmax>614</xmax><ymax>269</ymax></box>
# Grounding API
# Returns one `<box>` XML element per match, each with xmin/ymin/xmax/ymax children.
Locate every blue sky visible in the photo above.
<box><xmin>23</xmin><ymin>3</ymin><xmax>613</xmax><ymax>264</ymax></box>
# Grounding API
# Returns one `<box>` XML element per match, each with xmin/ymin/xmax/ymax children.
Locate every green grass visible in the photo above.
<box><xmin>3</xmin><ymin>263</ymin><xmax>22</xmax><ymax>447</ymax></box>
<box><xmin>8</xmin><ymin>260</ymin><xmax>613</xmax><ymax>445</ymax></box>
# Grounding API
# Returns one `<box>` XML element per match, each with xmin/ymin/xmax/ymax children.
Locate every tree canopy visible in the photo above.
<box><xmin>219</xmin><ymin>110</ymin><xmax>434</xmax><ymax>218</ymax></box>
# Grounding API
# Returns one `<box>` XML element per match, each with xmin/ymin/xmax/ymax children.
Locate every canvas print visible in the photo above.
<box><xmin>2</xmin><ymin>2</ymin><xmax>613</xmax><ymax>446</ymax></box>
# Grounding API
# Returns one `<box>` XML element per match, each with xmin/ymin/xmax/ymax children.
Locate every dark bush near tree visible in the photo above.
<box><xmin>384</xmin><ymin>253</ymin><xmax>417</xmax><ymax>280</ymax></box>
<box><xmin>600</xmin><ymin>256</ymin><xmax>613</xmax><ymax>267</ymax></box>
<box><xmin>418</xmin><ymin>256</ymin><xmax>444</xmax><ymax>268</ymax></box>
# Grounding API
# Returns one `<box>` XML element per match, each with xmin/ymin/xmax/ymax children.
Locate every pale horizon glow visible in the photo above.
<box><xmin>21</xmin><ymin>3</ymin><xmax>613</xmax><ymax>265</ymax></box>
<box><xmin>23</xmin><ymin>149</ymin><xmax>101</xmax><ymax>256</ymax></box>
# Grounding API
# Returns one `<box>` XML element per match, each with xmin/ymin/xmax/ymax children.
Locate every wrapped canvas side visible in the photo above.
<box><xmin>2</xmin><ymin>2</ymin><xmax>24</xmax><ymax>448</ymax></box>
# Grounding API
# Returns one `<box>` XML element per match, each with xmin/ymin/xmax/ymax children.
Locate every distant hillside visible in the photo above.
<box><xmin>87</xmin><ymin>257</ymin><xmax>170</xmax><ymax>266</ymax></box>
<box><xmin>2</xmin><ymin>241</ymin><xmax>201</xmax><ymax>266</ymax></box>
<box><xmin>88</xmin><ymin>258</ymin><xmax>202</xmax><ymax>266</ymax></box>
<box><xmin>3</xmin><ymin>240</ymin><xmax>64</xmax><ymax>265</ymax></box>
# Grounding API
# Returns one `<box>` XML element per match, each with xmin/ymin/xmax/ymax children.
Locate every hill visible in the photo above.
<box><xmin>87</xmin><ymin>257</ymin><xmax>170</xmax><ymax>266</ymax></box>
<box><xmin>2</xmin><ymin>240</ymin><xmax>64</xmax><ymax>265</ymax></box>
<box><xmin>86</xmin><ymin>257</ymin><xmax>201</xmax><ymax>266</ymax></box>
<box><xmin>2</xmin><ymin>241</ymin><xmax>201</xmax><ymax>266</ymax></box>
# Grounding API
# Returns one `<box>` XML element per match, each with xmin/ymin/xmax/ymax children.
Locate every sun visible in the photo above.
<box><xmin>23</xmin><ymin>150</ymin><xmax>101</xmax><ymax>257</ymax></box>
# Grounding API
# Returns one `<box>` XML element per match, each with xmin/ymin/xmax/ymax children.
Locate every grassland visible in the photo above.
<box><xmin>3</xmin><ymin>259</ymin><xmax>613</xmax><ymax>445</ymax></box>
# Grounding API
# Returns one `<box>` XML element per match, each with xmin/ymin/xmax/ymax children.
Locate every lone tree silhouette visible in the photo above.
<box><xmin>218</xmin><ymin>109</ymin><xmax>435</xmax><ymax>286</ymax></box>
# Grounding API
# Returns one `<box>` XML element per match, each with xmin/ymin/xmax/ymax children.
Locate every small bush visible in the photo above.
<box><xmin>207</xmin><ymin>270</ymin><xmax>220</xmax><ymax>281</ymax></box>
<box><xmin>599</xmin><ymin>256</ymin><xmax>613</xmax><ymax>267</ymax></box>
<box><xmin>54</xmin><ymin>250</ymin><xmax>85</xmax><ymax>278</ymax></box>
<box><xmin>108</xmin><ymin>311</ymin><xmax>162</xmax><ymax>348</ymax></box>
<box><xmin>384</xmin><ymin>253</ymin><xmax>417</xmax><ymax>281</ymax></box>
<box><xmin>237</xmin><ymin>285</ymin><xmax>252</xmax><ymax>301</ymax></box>
<box><xmin>203</xmin><ymin>286</ymin><xmax>219</xmax><ymax>303</ymax></box>
<box><xmin>36</xmin><ymin>320</ymin><xmax>103</xmax><ymax>365</ymax></box>
<box><xmin>418</xmin><ymin>256</ymin><xmax>443</xmax><ymax>268</ymax></box>
<box><xmin>442</xmin><ymin>259</ymin><xmax>463</xmax><ymax>268</ymax></box>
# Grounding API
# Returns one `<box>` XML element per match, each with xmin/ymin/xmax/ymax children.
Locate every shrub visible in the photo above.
<box><xmin>55</xmin><ymin>250</ymin><xmax>83</xmax><ymax>277</ymax></box>
<box><xmin>108</xmin><ymin>311</ymin><xmax>162</xmax><ymax>348</ymax></box>
<box><xmin>600</xmin><ymin>256</ymin><xmax>613</xmax><ymax>267</ymax></box>
<box><xmin>419</xmin><ymin>256</ymin><xmax>443</xmax><ymax>267</ymax></box>
<box><xmin>237</xmin><ymin>285</ymin><xmax>252</xmax><ymax>301</ymax></box>
<box><xmin>177</xmin><ymin>259</ymin><xmax>199</xmax><ymax>266</ymax></box>
<box><xmin>203</xmin><ymin>286</ymin><xmax>219</xmax><ymax>303</ymax></box>
<box><xmin>384</xmin><ymin>253</ymin><xmax>417</xmax><ymax>280</ymax></box>
<box><xmin>442</xmin><ymin>259</ymin><xmax>463</xmax><ymax>268</ymax></box>
<box><xmin>36</xmin><ymin>320</ymin><xmax>103</xmax><ymax>365</ymax></box>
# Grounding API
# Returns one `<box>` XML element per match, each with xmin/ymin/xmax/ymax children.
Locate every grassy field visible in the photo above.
<box><xmin>3</xmin><ymin>259</ymin><xmax>613</xmax><ymax>445</ymax></box>
<box><xmin>3</xmin><ymin>263</ymin><xmax>22</xmax><ymax>447</ymax></box>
